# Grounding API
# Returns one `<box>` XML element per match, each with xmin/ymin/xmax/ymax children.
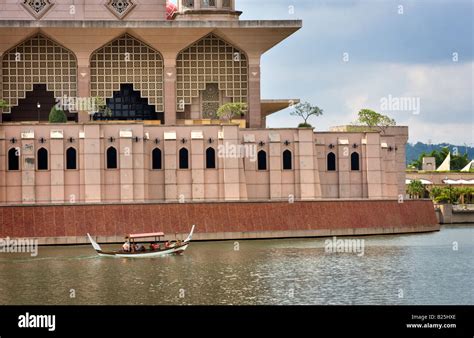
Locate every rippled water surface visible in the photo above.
<box><xmin>0</xmin><ymin>225</ymin><xmax>473</xmax><ymax>305</ymax></box>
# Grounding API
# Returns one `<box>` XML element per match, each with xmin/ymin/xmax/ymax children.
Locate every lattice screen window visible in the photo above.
<box><xmin>202</xmin><ymin>83</ymin><xmax>220</xmax><ymax>118</ymax></box>
<box><xmin>90</xmin><ymin>34</ymin><xmax>164</xmax><ymax>112</ymax></box>
<box><xmin>201</xmin><ymin>0</ymin><xmax>216</xmax><ymax>8</ymax></box>
<box><xmin>176</xmin><ymin>33</ymin><xmax>248</xmax><ymax>112</ymax></box>
<box><xmin>106</xmin><ymin>0</ymin><xmax>136</xmax><ymax>19</ymax></box>
<box><xmin>222</xmin><ymin>0</ymin><xmax>232</xmax><ymax>8</ymax></box>
<box><xmin>21</xmin><ymin>0</ymin><xmax>54</xmax><ymax>19</ymax></box>
<box><xmin>1</xmin><ymin>34</ymin><xmax>77</xmax><ymax>114</ymax></box>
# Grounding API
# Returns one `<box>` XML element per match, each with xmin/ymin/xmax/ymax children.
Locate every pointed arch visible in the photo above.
<box><xmin>351</xmin><ymin>152</ymin><xmax>360</xmax><ymax>171</ymax></box>
<box><xmin>1</xmin><ymin>33</ymin><xmax>77</xmax><ymax>113</ymax></box>
<box><xmin>90</xmin><ymin>33</ymin><xmax>164</xmax><ymax>113</ymax></box>
<box><xmin>176</xmin><ymin>33</ymin><xmax>248</xmax><ymax>112</ymax></box>
<box><xmin>327</xmin><ymin>152</ymin><xmax>336</xmax><ymax>171</ymax></box>
<box><xmin>179</xmin><ymin>148</ymin><xmax>189</xmax><ymax>169</ymax></box>
<box><xmin>8</xmin><ymin>148</ymin><xmax>20</xmax><ymax>171</ymax></box>
<box><xmin>283</xmin><ymin>149</ymin><xmax>292</xmax><ymax>170</ymax></box>
<box><xmin>258</xmin><ymin>150</ymin><xmax>267</xmax><ymax>171</ymax></box>
<box><xmin>206</xmin><ymin>147</ymin><xmax>216</xmax><ymax>169</ymax></box>
<box><xmin>106</xmin><ymin>146</ymin><xmax>118</xmax><ymax>169</ymax></box>
<box><xmin>37</xmin><ymin>147</ymin><xmax>48</xmax><ymax>170</ymax></box>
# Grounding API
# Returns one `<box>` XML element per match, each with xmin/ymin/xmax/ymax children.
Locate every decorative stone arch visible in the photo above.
<box><xmin>1</xmin><ymin>33</ymin><xmax>77</xmax><ymax>114</ymax></box>
<box><xmin>176</xmin><ymin>33</ymin><xmax>248</xmax><ymax>114</ymax></box>
<box><xmin>90</xmin><ymin>33</ymin><xmax>164</xmax><ymax>113</ymax></box>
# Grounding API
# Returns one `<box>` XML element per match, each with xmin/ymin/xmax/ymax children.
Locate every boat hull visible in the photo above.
<box><xmin>96</xmin><ymin>244</ymin><xmax>189</xmax><ymax>258</ymax></box>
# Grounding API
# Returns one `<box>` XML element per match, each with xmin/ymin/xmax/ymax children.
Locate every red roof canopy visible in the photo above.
<box><xmin>127</xmin><ymin>232</ymin><xmax>165</xmax><ymax>239</ymax></box>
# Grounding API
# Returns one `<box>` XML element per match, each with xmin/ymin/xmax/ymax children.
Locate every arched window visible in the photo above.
<box><xmin>206</xmin><ymin>147</ymin><xmax>216</xmax><ymax>169</ymax></box>
<box><xmin>37</xmin><ymin>148</ymin><xmax>48</xmax><ymax>170</ymax></box>
<box><xmin>106</xmin><ymin>147</ymin><xmax>118</xmax><ymax>169</ymax></box>
<box><xmin>66</xmin><ymin>147</ymin><xmax>77</xmax><ymax>170</ymax></box>
<box><xmin>327</xmin><ymin>152</ymin><xmax>336</xmax><ymax>171</ymax></box>
<box><xmin>152</xmin><ymin>148</ymin><xmax>162</xmax><ymax>170</ymax></box>
<box><xmin>351</xmin><ymin>152</ymin><xmax>360</xmax><ymax>171</ymax></box>
<box><xmin>283</xmin><ymin>150</ymin><xmax>292</xmax><ymax>170</ymax></box>
<box><xmin>8</xmin><ymin>148</ymin><xmax>20</xmax><ymax>171</ymax></box>
<box><xmin>258</xmin><ymin>150</ymin><xmax>267</xmax><ymax>171</ymax></box>
<box><xmin>179</xmin><ymin>148</ymin><xmax>189</xmax><ymax>169</ymax></box>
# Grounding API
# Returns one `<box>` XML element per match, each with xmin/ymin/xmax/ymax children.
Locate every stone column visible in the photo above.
<box><xmin>297</xmin><ymin>129</ymin><xmax>315</xmax><ymax>200</ymax></box>
<box><xmin>132</xmin><ymin>126</ymin><xmax>145</xmax><ymax>202</ymax></box>
<box><xmin>365</xmin><ymin>133</ymin><xmax>383</xmax><ymax>199</ymax></box>
<box><xmin>337</xmin><ymin>139</ymin><xmax>351</xmax><ymax>198</ymax></box>
<box><xmin>77</xmin><ymin>61</ymin><xmax>91</xmax><ymax>123</ymax></box>
<box><xmin>0</xmin><ymin>128</ymin><xmax>6</xmax><ymax>202</ymax></box>
<box><xmin>191</xmin><ymin>130</ymin><xmax>205</xmax><ymax>201</ymax></box>
<box><xmin>83</xmin><ymin>125</ymin><xmax>101</xmax><ymax>203</ymax></box>
<box><xmin>248</xmin><ymin>55</ymin><xmax>262</xmax><ymax>128</ymax></box>
<box><xmin>163</xmin><ymin>57</ymin><xmax>177</xmax><ymax>125</ymax></box>
<box><xmin>50</xmin><ymin>130</ymin><xmax>65</xmax><ymax>203</ymax></box>
<box><xmin>119</xmin><ymin>131</ymin><xmax>134</xmax><ymax>202</ymax></box>
<box><xmin>21</xmin><ymin>131</ymin><xmax>36</xmax><ymax>203</ymax></box>
<box><xmin>222</xmin><ymin>125</ymin><xmax>240</xmax><ymax>200</ymax></box>
<box><xmin>164</xmin><ymin>131</ymin><xmax>178</xmax><ymax>201</ymax></box>
<box><xmin>269</xmin><ymin>132</ymin><xmax>282</xmax><ymax>200</ymax></box>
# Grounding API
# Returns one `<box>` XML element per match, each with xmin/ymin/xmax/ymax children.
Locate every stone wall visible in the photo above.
<box><xmin>0</xmin><ymin>199</ymin><xmax>439</xmax><ymax>244</ymax></box>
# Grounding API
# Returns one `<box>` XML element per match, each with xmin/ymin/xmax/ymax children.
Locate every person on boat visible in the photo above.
<box><xmin>150</xmin><ymin>242</ymin><xmax>160</xmax><ymax>251</ymax></box>
<box><xmin>135</xmin><ymin>243</ymin><xmax>145</xmax><ymax>252</ymax></box>
<box><xmin>122</xmin><ymin>240</ymin><xmax>130</xmax><ymax>252</ymax></box>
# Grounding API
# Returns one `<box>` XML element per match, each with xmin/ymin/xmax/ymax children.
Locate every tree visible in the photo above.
<box><xmin>354</xmin><ymin>109</ymin><xmax>396</xmax><ymax>134</ymax></box>
<box><xmin>48</xmin><ymin>106</ymin><xmax>67</xmax><ymax>123</ymax></box>
<box><xmin>0</xmin><ymin>99</ymin><xmax>8</xmax><ymax>110</ymax></box>
<box><xmin>406</xmin><ymin>179</ymin><xmax>425</xmax><ymax>199</ymax></box>
<box><xmin>290</xmin><ymin>102</ymin><xmax>323</xmax><ymax>128</ymax></box>
<box><xmin>216</xmin><ymin>102</ymin><xmax>247</xmax><ymax>122</ymax></box>
<box><xmin>409</xmin><ymin>146</ymin><xmax>470</xmax><ymax>170</ymax></box>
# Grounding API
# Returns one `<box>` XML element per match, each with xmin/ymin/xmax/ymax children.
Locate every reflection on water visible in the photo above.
<box><xmin>0</xmin><ymin>225</ymin><xmax>473</xmax><ymax>305</ymax></box>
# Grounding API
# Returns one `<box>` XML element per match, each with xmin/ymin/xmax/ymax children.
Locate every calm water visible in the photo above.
<box><xmin>0</xmin><ymin>225</ymin><xmax>473</xmax><ymax>305</ymax></box>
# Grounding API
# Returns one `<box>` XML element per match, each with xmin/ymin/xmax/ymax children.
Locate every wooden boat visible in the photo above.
<box><xmin>87</xmin><ymin>225</ymin><xmax>195</xmax><ymax>258</ymax></box>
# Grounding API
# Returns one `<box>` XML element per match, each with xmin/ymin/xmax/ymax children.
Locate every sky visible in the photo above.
<box><xmin>233</xmin><ymin>0</ymin><xmax>473</xmax><ymax>145</ymax></box>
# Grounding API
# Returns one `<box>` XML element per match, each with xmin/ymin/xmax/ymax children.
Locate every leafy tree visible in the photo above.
<box><xmin>48</xmin><ymin>106</ymin><xmax>67</xmax><ymax>123</ymax></box>
<box><xmin>406</xmin><ymin>179</ymin><xmax>425</xmax><ymax>199</ymax></box>
<box><xmin>354</xmin><ymin>109</ymin><xmax>396</xmax><ymax>134</ymax></box>
<box><xmin>216</xmin><ymin>102</ymin><xmax>247</xmax><ymax>122</ymax></box>
<box><xmin>290</xmin><ymin>102</ymin><xmax>323</xmax><ymax>128</ymax></box>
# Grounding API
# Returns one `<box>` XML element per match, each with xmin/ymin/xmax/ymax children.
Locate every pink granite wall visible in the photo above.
<box><xmin>0</xmin><ymin>200</ymin><xmax>439</xmax><ymax>240</ymax></box>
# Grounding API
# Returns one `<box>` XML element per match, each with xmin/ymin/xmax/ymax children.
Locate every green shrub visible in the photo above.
<box><xmin>48</xmin><ymin>106</ymin><xmax>67</xmax><ymax>123</ymax></box>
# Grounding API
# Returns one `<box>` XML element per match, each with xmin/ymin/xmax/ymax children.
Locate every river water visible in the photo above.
<box><xmin>0</xmin><ymin>225</ymin><xmax>472</xmax><ymax>305</ymax></box>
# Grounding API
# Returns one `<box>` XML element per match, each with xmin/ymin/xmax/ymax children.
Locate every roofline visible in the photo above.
<box><xmin>0</xmin><ymin>20</ymin><xmax>303</xmax><ymax>29</ymax></box>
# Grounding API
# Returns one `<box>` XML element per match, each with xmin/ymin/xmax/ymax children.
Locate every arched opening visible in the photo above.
<box><xmin>90</xmin><ymin>34</ymin><xmax>164</xmax><ymax>122</ymax></box>
<box><xmin>327</xmin><ymin>152</ymin><xmax>336</xmax><ymax>171</ymax></box>
<box><xmin>258</xmin><ymin>150</ymin><xmax>267</xmax><ymax>171</ymax></box>
<box><xmin>66</xmin><ymin>147</ymin><xmax>77</xmax><ymax>170</ymax></box>
<box><xmin>176</xmin><ymin>33</ymin><xmax>248</xmax><ymax>119</ymax></box>
<box><xmin>1</xmin><ymin>33</ymin><xmax>77</xmax><ymax>120</ymax></box>
<box><xmin>152</xmin><ymin>148</ymin><xmax>162</xmax><ymax>170</ymax></box>
<box><xmin>206</xmin><ymin>147</ymin><xmax>216</xmax><ymax>169</ymax></box>
<box><xmin>37</xmin><ymin>148</ymin><xmax>48</xmax><ymax>170</ymax></box>
<box><xmin>8</xmin><ymin>148</ymin><xmax>20</xmax><ymax>171</ymax></box>
<box><xmin>179</xmin><ymin>148</ymin><xmax>189</xmax><ymax>169</ymax></box>
<box><xmin>351</xmin><ymin>152</ymin><xmax>360</xmax><ymax>171</ymax></box>
<box><xmin>106</xmin><ymin>147</ymin><xmax>118</xmax><ymax>169</ymax></box>
<box><xmin>283</xmin><ymin>149</ymin><xmax>292</xmax><ymax>170</ymax></box>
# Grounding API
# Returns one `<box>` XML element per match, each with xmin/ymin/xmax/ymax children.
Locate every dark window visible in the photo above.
<box><xmin>37</xmin><ymin>148</ymin><xmax>48</xmax><ymax>170</ymax></box>
<box><xmin>152</xmin><ymin>148</ymin><xmax>162</xmax><ymax>170</ymax></box>
<box><xmin>327</xmin><ymin>152</ymin><xmax>336</xmax><ymax>171</ymax></box>
<box><xmin>92</xmin><ymin>84</ymin><xmax>159</xmax><ymax>121</ymax></box>
<box><xmin>8</xmin><ymin>148</ymin><xmax>20</xmax><ymax>171</ymax></box>
<box><xmin>283</xmin><ymin>150</ymin><xmax>292</xmax><ymax>170</ymax></box>
<box><xmin>206</xmin><ymin>147</ymin><xmax>216</xmax><ymax>169</ymax></box>
<box><xmin>351</xmin><ymin>152</ymin><xmax>360</xmax><ymax>171</ymax></box>
<box><xmin>258</xmin><ymin>150</ymin><xmax>267</xmax><ymax>171</ymax></box>
<box><xmin>179</xmin><ymin>148</ymin><xmax>189</xmax><ymax>169</ymax></box>
<box><xmin>66</xmin><ymin>147</ymin><xmax>77</xmax><ymax>170</ymax></box>
<box><xmin>106</xmin><ymin>147</ymin><xmax>118</xmax><ymax>169</ymax></box>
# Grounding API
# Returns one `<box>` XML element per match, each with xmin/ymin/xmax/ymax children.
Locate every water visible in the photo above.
<box><xmin>0</xmin><ymin>225</ymin><xmax>472</xmax><ymax>305</ymax></box>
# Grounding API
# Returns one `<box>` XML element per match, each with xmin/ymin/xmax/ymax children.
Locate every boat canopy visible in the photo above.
<box><xmin>127</xmin><ymin>232</ymin><xmax>165</xmax><ymax>239</ymax></box>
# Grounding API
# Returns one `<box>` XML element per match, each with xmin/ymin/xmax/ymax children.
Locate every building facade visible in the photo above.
<box><xmin>0</xmin><ymin>0</ymin><xmax>408</xmax><ymax>205</ymax></box>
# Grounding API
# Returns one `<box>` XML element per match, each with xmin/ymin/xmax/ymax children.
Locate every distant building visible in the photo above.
<box><xmin>422</xmin><ymin>157</ymin><xmax>436</xmax><ymax>171</ymax></box>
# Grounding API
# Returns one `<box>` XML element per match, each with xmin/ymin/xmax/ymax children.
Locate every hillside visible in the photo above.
<box><xmin>406</xmin><ymin>142</ymin><xmax>474</xmax><ymax>165</ymax></box>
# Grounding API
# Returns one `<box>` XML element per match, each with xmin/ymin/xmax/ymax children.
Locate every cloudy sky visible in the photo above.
<box><xmin>235</xmin><ymin>0</ymin><xmax>473</xmax><ymax>145</ymax></box>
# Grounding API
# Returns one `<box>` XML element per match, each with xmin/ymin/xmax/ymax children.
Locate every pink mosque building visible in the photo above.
<box><xmin>0</xmin><ymin>1</ymin><xmax>438</xmax><ymax>243</ymax></box>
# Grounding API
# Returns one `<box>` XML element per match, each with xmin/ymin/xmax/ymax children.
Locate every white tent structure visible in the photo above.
<box><xmin>405</xmin><ymin>179</ymin><xmax>433</xmax><ymax>185</ymax></box>
<box><xmin>460</xmin><ymin>160</ymin><xmax>474</xmax><ymax>172</ymax></box>
<box><xmin>436</xmin><ymin>152</ymin><xmax>451</xmax><ymax>171</ymax></box>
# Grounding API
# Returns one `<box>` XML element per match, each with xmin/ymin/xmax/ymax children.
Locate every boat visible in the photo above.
<box><xmin>87</xmin><ymin>225</ymin><xmax>195</xmax><ymax>258</ymax></box>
